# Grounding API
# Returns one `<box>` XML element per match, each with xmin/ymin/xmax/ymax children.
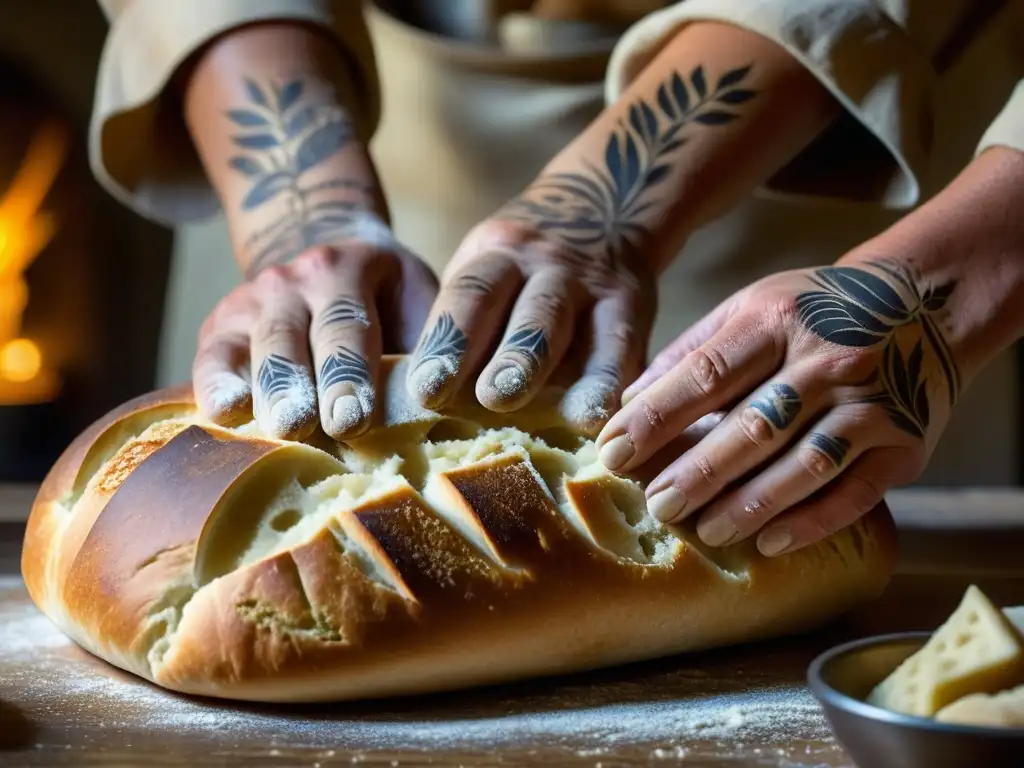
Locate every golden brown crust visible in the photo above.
<box><xmin>22</xmin><ymin>356</ymin><xmax>899</xmax><ymax>703</ymax></box>
<box><xmin>21</xmin><ymin>384</ymin><xmax>195</xmax><ymax>612</ymax></box>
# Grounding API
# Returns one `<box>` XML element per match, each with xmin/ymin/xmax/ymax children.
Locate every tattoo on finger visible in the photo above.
<box><xmin>409</xmin><ymin>313</ymin><xmax>469</xmax><ymax>398</ymax></box>
<box><xmin>749</xmin><ymin>383</ymin><xmax>802</xmax><ymax>430</ymax></box>
<box><xmin>807</xmin><ymin>432</ymin><xmax>851</xmax><ymax>468</ymax></box>
<box><xmin>319</xmin><ymin>346</ymin><xmax>374</xmax><ymax>432</ymax></box>
<box><xmin>256</xmin><ymin>353</ymin><xmax>316</xmax><ymax>434</ymax></box>
<box><xmin>452</xmin><ymin>274</ymin><xmax>493</xmax><ymax>295</ymax></box>
<box><xmin>485</xmin><ymin>326</ymin><xmax>550</xmax><ymax>400</ymax></box>
<box><xmin>319</xmin><ymin>346</ymin><xmax>371</xmax><ymax>392</ymax></box>
<box><xmin>588</xmin><ymin>362</ymin><xmax>621</xmax><ymax>382</ymax></box>
<box><xmin>318</xmin><ymin>298</ymin><xmax>370</xmax><ymax>330</ymax></box>
<box><xmin>502</xmin><ymin>326</ymin><xmax>550</xmax><ymax>374</ymax></box>
<box><xmin>258</xmin><ymin>353</ymin><xmax>308</xmax><ymax>399</ymax></box>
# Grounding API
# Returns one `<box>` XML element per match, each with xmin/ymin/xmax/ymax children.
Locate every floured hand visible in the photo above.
<box><xmin>193</xmin><ymin>234</ymin><xmax>437</xmax><ymax>441</ymax></box>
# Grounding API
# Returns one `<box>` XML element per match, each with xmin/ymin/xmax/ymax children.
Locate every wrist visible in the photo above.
<box><xmin>182</xmin><ymin>22</ymin><xmax>392</xmax><ymax>275</ymax></box>
<box><xmin>837</xmin><ymin>146</ymin><xmax>1024</xmax><ymax>388</ymax></box>
<box><xmin>502</xmin><ymin>21</ymin><xmax>837</xmax><ymax>277</ymax></box>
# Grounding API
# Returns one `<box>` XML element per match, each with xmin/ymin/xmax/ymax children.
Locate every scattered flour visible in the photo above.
<box><xmin>263</xmin><ymin>375</ymin><xmax>318</xmax><ymax>439</ymax></box>
<box><xmin>1</xmin><ymin>577</ymin><xmax>839</xmax><ymax>762</ymax></box>
<box><xmin>491</xmin><ymin>365</ymin><xmax>528</xmax><ymax>401</ymax></box>
<box><xmin>407</xmin><ymin>358</ymin><xmax>453</xmax><ymax>404</ymax></box>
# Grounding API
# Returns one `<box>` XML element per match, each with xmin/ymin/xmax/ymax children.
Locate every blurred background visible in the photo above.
<box><xmin>0</xmin><ymin>0</ymin><xmax>1019</xmax><ymax>494</ymax></box>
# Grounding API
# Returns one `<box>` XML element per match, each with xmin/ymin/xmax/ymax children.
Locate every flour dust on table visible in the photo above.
<box><xmin>1</xmin><ymin>577</ymin><xmax>842</xmax><ymax>764</ymax></box>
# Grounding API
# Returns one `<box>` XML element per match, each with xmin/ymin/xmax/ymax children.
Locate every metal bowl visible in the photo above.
<box><xmin>807</xmin><ymin>632</ymin><xmax>1024</xmax><ymax>768</ymax></box>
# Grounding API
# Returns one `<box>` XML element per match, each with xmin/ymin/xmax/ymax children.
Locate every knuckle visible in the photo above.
<box><xmin>738</xmin><ymin>408</ymin><xmax>774</xmax><ymax>446</ymax></box>
<box><xmin>297</xmin><ymin>245</ymin><xmax>341</xmax><ymax>271</ymax></box>
<box><xmin>253</xmin><ymin>264</ymin><xmax>292</xmax><ymax>292</ymax></box>
<box><xmin>687</xmin><ymin>347</ymin><xmax>728</xmax><ymax>397</ymax></box>
<box><xmin>742</xmin><ymin>497</ymin><xmax>774</xmax><ymax>524</ymax></box>
<box><xmin>254</xmin><ymin>316</ymin><xmax>300</xmax><ymax>347</ymax></box>
<box><xmin>799</xmin><ymin>444</ymin><xmax>838</xmax><ymax>480</ymax></box>
<box><xmin>694</xmin><ymin>453</ymin><xmax>717</xmax><ymax>486</ymax></box>
<box><xmin>525</xmin><ymin>290</ymin><xmax>568</xmax><ymax>321</ymax></box>
<box><xmin>606</xmin><ymin>320</ymin><xmax>635</xmax><ymax>350</ymax></box>
<box><xmin>468</xmin><ymin>218</ymin><xmax>535</xmax><ymax>253</ymax></box>
<box><xmin>640</xmin><ymin>399</ymin><xmax>668</xmax><ymax>433</ymax></box>
<box><xmin>773</xmin><ymin>294</ymin><xmax>801</xmax><ymax>327</ymax></box>
<box><xmin>823</xmin><ymin>350</ymin><xmax>876</xmax><ymax>383</ymax></box>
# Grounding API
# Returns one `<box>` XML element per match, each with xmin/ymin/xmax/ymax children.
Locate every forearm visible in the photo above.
<box><xmin>505</xmin><ymin>20</ymin><xmax>840</xmax><ymax>275</ymax></box>
<box><xmin>183</xmin><ymin>22</ymin><xmax>389</xmax><ymax>277</ymax></box>
<box><xmin>838</xmin><ymin>146</ymin><xmax>1024</xmax><ymax>389</ymax></box>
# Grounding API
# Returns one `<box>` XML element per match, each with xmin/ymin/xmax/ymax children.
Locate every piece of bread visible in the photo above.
<box><xmin>936</xmin><ymin>684</ymin><xmax>1024</xmax><ymax>727</ymax></box>
<box><xmin>21</xmin><ymin>355</ymin><xmax>897</xmax><ymax>703</ymax></box>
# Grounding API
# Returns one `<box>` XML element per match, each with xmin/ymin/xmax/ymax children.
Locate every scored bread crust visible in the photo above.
<box><xmin>21</xmin><ymin>356</ymin><xmax>898</xmax><ymax>703</ymax></box>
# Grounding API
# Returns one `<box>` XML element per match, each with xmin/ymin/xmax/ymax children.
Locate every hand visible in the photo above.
<box><xmin>192</xmin><ymin>224</ymin><xmax>438</xmax><ymax>441</ymax></box>
<box><xmin>596</xmin><ymin>258</ymin><xmax>963</xmax><ymax>556</ymax></box>
<box><xmin>403</xmin><ymin>214</ymin><xmax>657</xmax><ymax>435</ymax></box>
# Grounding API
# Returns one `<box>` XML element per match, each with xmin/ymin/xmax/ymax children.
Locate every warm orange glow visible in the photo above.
<box><xmin>0</xmin><ymin>119</ymin><xmax>68</xmax><ymax>402</ymax></box>
<box><xmin>0</xmin><ymin>120</ymin><xmax>66</xmax><ymax>281</ymax></box>
<box><xmin>0</xmin><ymin>337</ymin><xmax>42</xmax><ymax>383</ymax></box>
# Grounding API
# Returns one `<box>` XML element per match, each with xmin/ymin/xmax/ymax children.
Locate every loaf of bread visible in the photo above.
<box><xmin>21</xmin><ymin>355</ymin><xmax>897</xmax><ymax>703</ymax></box>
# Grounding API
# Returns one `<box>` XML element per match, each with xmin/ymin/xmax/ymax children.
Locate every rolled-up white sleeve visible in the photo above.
<box><xmin>977</xmin><ymin>80</ymin><xmax>1024</xmax><ymax>159</ymax></box>
<box><xmin>91</xmin><ymin>0</ymin><xmax>380</xmax><ymax>227</ymax></box>
<box><xmin>603</xmin><ymin>0</ymin><xmax>935</xmax><ymax>209</ymax></box>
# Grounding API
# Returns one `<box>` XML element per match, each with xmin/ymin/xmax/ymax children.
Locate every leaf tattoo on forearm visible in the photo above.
<box><xmin>796</xmin><ymin>260</ymin><xmax>960</xmax><ymax>439</ymax></box>
<box><xmin>503</xmin><ymin>64</ymin><xmax>756</xmax><ymax>270</ymax></box>
<box><xmin>226</xmin><ymin>77</ymin><xmax>373</xmax><ymax>276</ymax></box>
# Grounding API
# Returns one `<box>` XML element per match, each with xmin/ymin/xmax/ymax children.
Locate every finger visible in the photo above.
<box><xmin>643</xmin><ymin>362</ymin><xmax>823</xmax><ymax>525</ymax></box>
<box><xmin>755</xmin><ymin>447</ymin><xmax>906</xmax><ymax>557</ymax></box>
<box><xmin>192</xmin><ymin>330</ymin><xmax>253</xmax><ymax>427</ymax></box>
<box><xmin>559</xmin><ymin>292</ymin><xmax>648</xmax><ymax>435</ymax></box>
<box><xmin>249</xmin><ymin>272</ymin><xmax>318</xmax><ymax>441</ymax></box>
<box><xmin>379</xmin><ymin>246</ymin><xmax>440</xmax><ymax>354</ymax></box>
<box><xmin>622</xmin><ymin>295</ymin><xmax>736</xmax><ymax>405</ymax></box>
<box><xmin>596</xmin><ymin>316</ymin><xmax>784</xmax><ymax>473</ymax></box>
<box><xmin>406</xmin><ymin>257</ymin><xmax>521</xmax><ymax>409</ymax></box>
<box><xmin>692</xmin><ymin>406</ymin><xmax>872</xmax><ymax>547</ymax></box>
<box><xmin>307</xmin><ymin>286</ymin><xmax>380</xmax><ymax>440</ymax></box>
<box><xmin>475</xmin><ymin>268</ymin><xmax>583</xmax><ymax>412</ymax></box>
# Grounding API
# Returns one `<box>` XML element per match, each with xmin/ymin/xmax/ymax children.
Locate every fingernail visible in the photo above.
<box><xmin>203</xmin><ymin>375</ymin><xmax>252</xmax><ymax>424</ymax></box>
<box><xmin>332</xmin><ymin>394</ymin><xmax>365</xmax><ymax>435</ymax></box>
<box><xmin>491</xmin><ymin>364</ymin><xmax>527</xmax><ymax>399</ymax></box>
<box><xmin>408</xmin><ymin>358</ymin><xmax>450</xmax><ymax>405</ymax></box>
<box><xmin>646</xmin><ymin>486</ymin><xmax>687</xmax><ymax>522</ymax></box>
<box><xmin>697</xmin><ymin>513</ymin><xmax>738</xmax><ymax>547</ymax></box>
<box><xmin>561</xmin><ymin>379</ymin><xmax>615</xmax><ymax>434</ymax></box>
<box><xmin>268</xmin><ymin>396</ymin><xmax>316</xmax><ymax>440</ymax></box>
<box><xmin>598</xmin><ymin>433</ymin><xmax>634</xmax><ymax>471</ymax></box>
<box><xmin>758</xmin><ymin>527</ymin><xmax>794</xmax><ymax>557</ymax></box>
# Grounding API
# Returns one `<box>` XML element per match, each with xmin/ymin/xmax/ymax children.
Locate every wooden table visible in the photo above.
<box><xmin>1</xmin><ymin>489</ymin><xmax>1022</xmax><ymax>768</ymax></box>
